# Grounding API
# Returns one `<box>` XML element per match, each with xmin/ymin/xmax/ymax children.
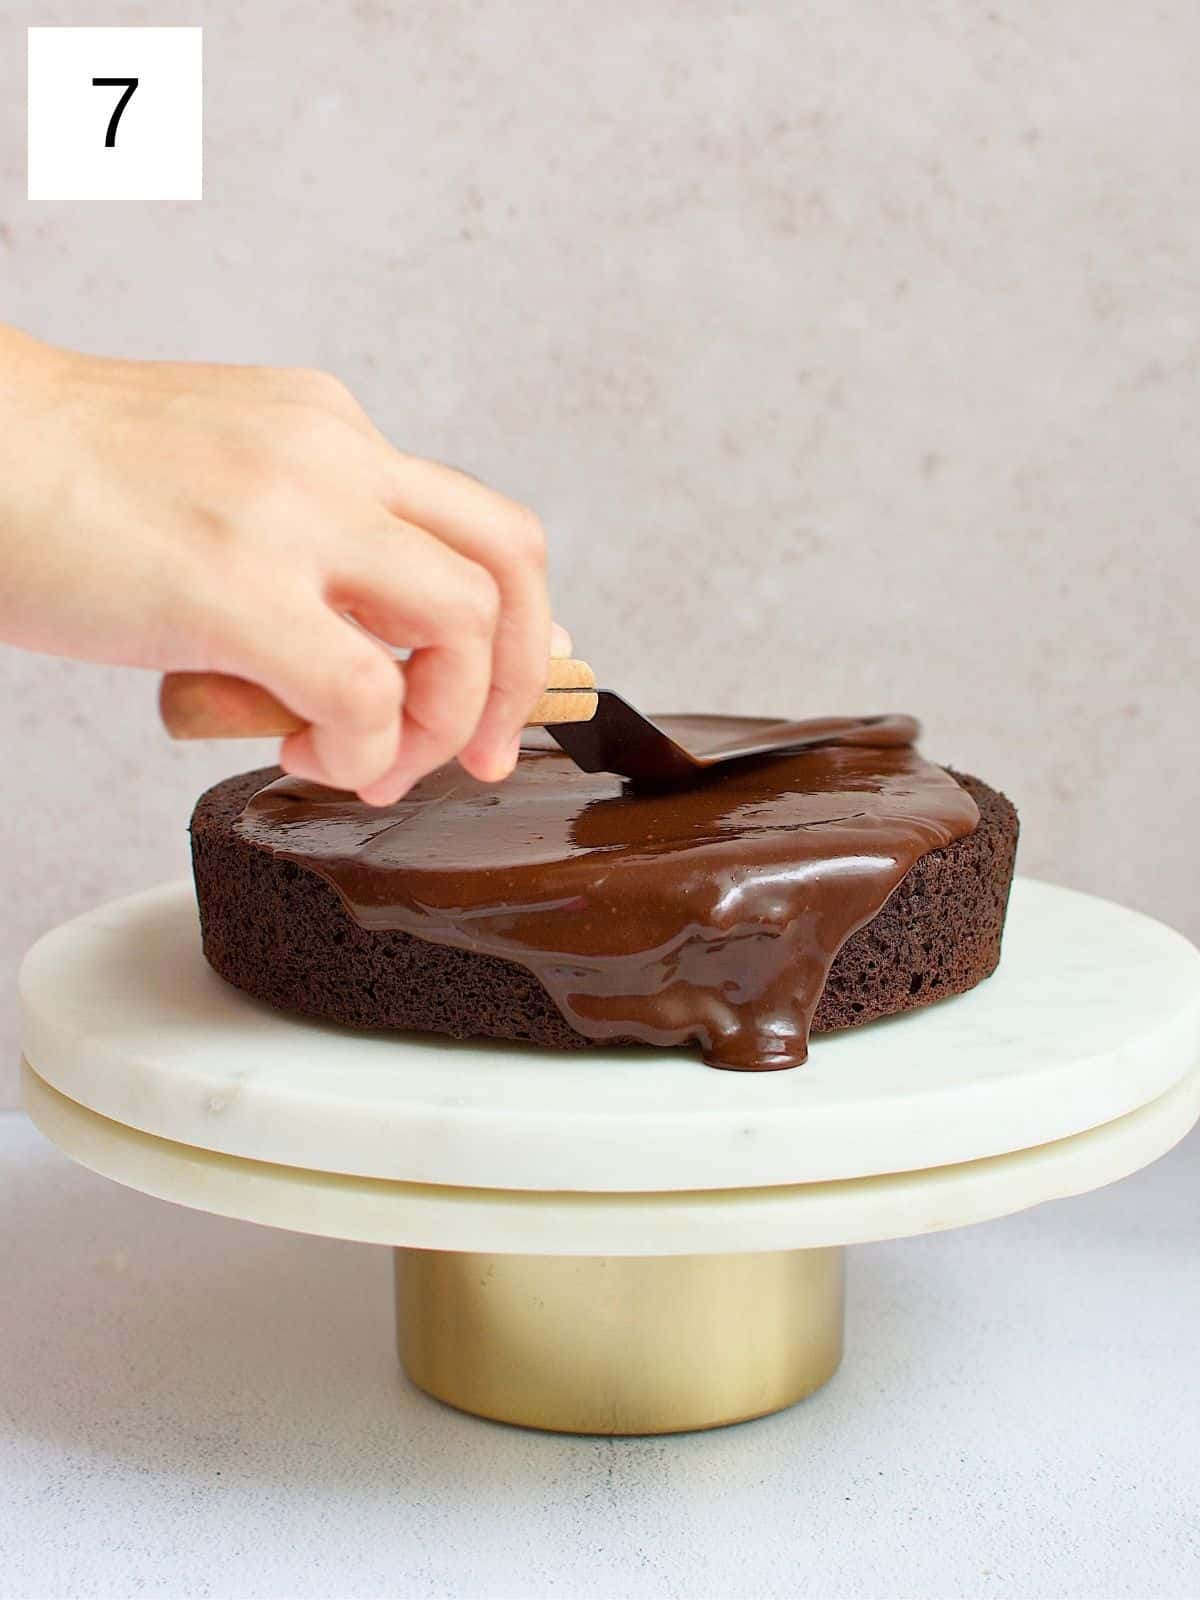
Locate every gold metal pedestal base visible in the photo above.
<box><xmin>394</xmin><ymin>1246</ymin><xmax>844</xmax><ymax>1435</ymax></box>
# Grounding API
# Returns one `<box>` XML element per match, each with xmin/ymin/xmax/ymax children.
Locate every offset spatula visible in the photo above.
<box><xmin>160</xmin><ymin>664</ymin><xmax>902</xmax><ymax>785</ymax></box>
<box><xmin>546</xmin><ymin>696</ymin><xmax>912</xmax><ymax>784</ymax></box>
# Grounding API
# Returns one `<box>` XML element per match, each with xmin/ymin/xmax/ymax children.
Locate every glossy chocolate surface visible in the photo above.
<box><xmin>237</xmin><ymin>715</ymin><xmax>979</xmax><ymax>1070</ymax></box>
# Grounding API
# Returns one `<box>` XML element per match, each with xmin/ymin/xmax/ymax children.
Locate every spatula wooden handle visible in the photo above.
<box><xmin>159</xmin><ymin>658</ymin><xmax>598</xmax><ymax>740</ymax></box>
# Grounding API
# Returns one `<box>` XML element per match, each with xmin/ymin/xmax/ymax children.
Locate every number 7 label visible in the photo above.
<box><xmin>92</xmin><ymin>77</ymin><xmax>140</xmax><ymax>149</ymax></box>
<box><xmin>28</xmin><ymin>28</ymin><xmax>202</xmax><ymax>201</ymax></box>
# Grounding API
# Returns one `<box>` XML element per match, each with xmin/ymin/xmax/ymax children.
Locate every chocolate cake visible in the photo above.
<box><xmin>189</xmin><ymin>716</ymin><xmax>1018</xmax><ymax>1072</ymax></box>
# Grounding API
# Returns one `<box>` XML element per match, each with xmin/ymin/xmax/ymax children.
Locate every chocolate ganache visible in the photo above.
<box><xmin>235</xmin><ymin>714</ymin><xmax>979</xmax><ymax>1071</ymax></box>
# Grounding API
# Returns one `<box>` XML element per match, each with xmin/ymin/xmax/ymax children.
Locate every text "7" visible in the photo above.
<box><xmin>92</xmin><ymin>78</ymin><xmax>139</xmax><ymax>148</ymax></box>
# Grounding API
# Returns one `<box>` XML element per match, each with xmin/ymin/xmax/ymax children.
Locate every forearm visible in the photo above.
<box><xmin>0</xmin><ymin>326</ymin><xmax>78</xmax><ymax>650</ymax></box>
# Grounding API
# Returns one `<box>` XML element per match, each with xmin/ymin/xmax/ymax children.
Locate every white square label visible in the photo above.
<box><xmin>27</xmin><ymin>27</ymin><xmax>203</xmax><ymax>201</ymax></box>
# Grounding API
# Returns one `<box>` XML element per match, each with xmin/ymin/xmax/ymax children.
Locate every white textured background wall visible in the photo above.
<box><xmin>2</xmin><ymin>1</ymin><xmax>1198</xmax><ymax>1105</ymax></box>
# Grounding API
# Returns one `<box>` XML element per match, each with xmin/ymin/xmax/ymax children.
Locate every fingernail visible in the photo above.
<box><xmin>358</xmin><ymin>773</ymin><xmax>410</xmax><ymax>806</ymax></box>
<box><xmin>550</xmin><ymin>622</ymin><xmax>572</xmax><ymax>658</ymax></box>
<box><xmin>477</xmin><ymin>736</ymin><xmax>521</xmax><ymax>783</ymax></box>
<box><xmin>360</xmin><ymin>785</ymin><xmax>406</xmax><ymax>807</ymax></box>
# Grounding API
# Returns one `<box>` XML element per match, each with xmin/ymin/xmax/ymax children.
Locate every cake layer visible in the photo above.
<box><xmin>190</xmin><ymin>734</ymin><xmax>1017</xmax><ymax>1070</ymax></box>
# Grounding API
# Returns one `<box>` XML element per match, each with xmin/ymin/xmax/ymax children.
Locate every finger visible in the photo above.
<box><xmin>356</xmin><ymin>643</ymin><xmax>482</xmax><ymax>805</ymax></box>
<box><xmin>381</xmin><ymin>455</ymin><xmax>551</xmax><ymax>781</ymax></box>
<box><xmin>329</xmin><ymin>519</ymin><xmax>499</xmax><ymax>803</ymax></box>
<box><xmin>550</xmin><ymin>621</ymin><xmax>572</xmax><ymax>658</ymax></box>
<box><xmin>225</xmin><ymin>603</ymin><xmax>403</xmax><ymax>794</ymax></box>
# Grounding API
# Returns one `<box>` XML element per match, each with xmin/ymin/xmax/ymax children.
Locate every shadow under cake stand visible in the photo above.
<box><xmin>19</xmin><ymin>878</ymin><xmax>1200</xmax><ymax>1436</ymax></box>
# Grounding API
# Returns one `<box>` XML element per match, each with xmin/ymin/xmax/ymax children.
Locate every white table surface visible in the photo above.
<box><xmin>3</xmin><ymin>1105</ymin><xmax>1198</xmax><ymax>1600</ymax></box>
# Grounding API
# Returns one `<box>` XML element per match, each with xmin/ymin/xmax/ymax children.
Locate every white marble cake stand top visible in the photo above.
<box><xmin>20</xmin><ymin>1055</ymin><xmax>1200</xmax><ymax>1255</ymax></box>
<box><xmin>19</xmin><ymin>877</ymin><xmax>1200</xmax><ymax>1196</ymax></box>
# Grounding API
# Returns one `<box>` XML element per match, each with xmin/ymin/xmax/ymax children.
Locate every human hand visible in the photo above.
<box><xmin>0</xmin><ymin>325</ymin><xmax>564</xmax><ymax>804</ymax></box>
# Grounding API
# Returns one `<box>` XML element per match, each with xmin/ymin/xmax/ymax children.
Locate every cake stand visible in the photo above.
<box><xmin>19</xmin><ymin>878</ymin><xmax>1200</xmax><ymax>1436</ymax></box>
